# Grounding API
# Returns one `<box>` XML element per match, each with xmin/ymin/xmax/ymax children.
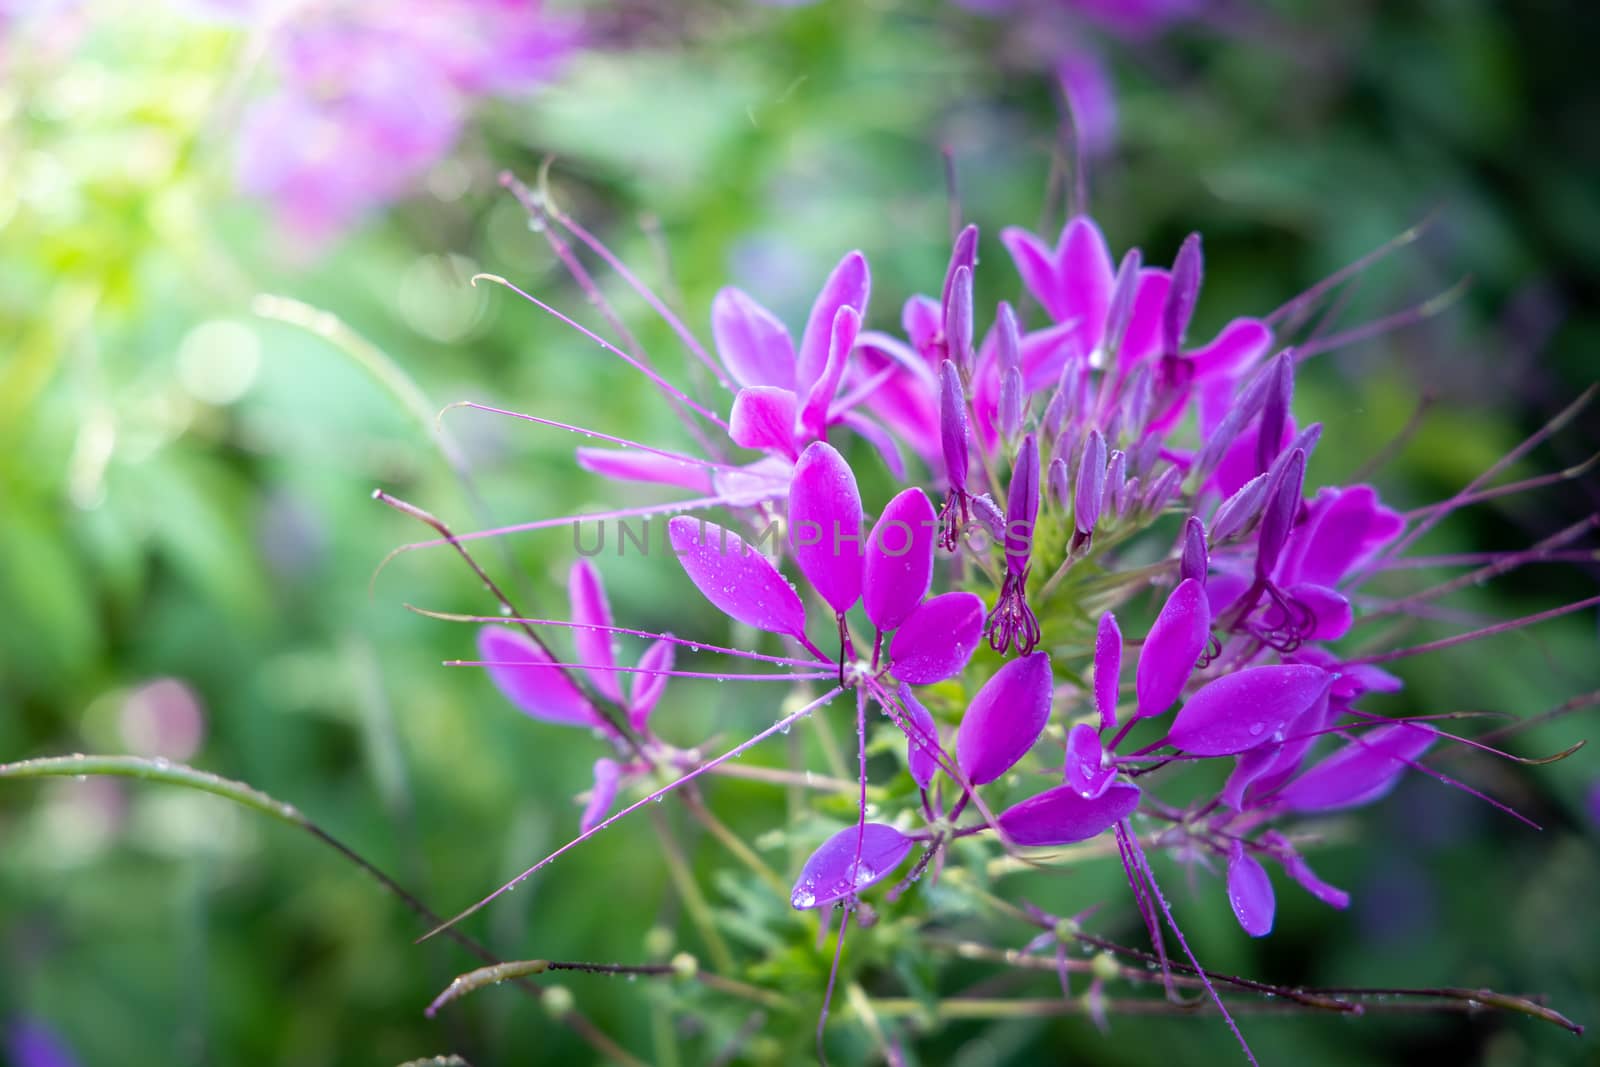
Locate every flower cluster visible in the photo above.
<box><xmin>227</xmin><ymin>0</ymin><xmax>578</xmax><ymax>243</ymax></box>
<box><xmin>405</xmin><ymin>187</ymin><xmax>1594</xmax><ymax>1060</ymax></box>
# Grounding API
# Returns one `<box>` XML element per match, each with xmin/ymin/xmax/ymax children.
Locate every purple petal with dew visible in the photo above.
<box><xmin>898</xmin><ymin>683</ymin><xmax>941</xmax><ymax>790</ymax></box>
<box><xmin>789</xmin><ymin>441</ymin><xmax>865</xmax><ymax>615</ymax></box>
<box><xmin>1094</xmin><ymin>611</ymin><xmax>1122</xmax><ymax>731</ymax></box>
<box><xmin>1162</xmin><ymin>232</ymin><xmax>1203</xmax><ymax>356</ymax></box>
<box><xmin>1255</xmin><ymin>447</ymin><xmax>1307</xmax><ymax>579</ymax></box>
<box><xmin>1180</xmin><ymin>516</ymin><xmax>1209</xmax><ymax>585</ymax></box>
<box><xmin>477</xmin><ymin>626</ymin><xmax>598</xmax><ymax>728</ymax></box>
<box><xmin>864</xmin><ymin>487</ymin><xmax>937</xmax><ymax>631</ymax></box>
<box><xmin>1241</xmin><ymin>686</ymin><xmax>1331</xmax><ymax>802</ymax></box>
<box><xmin>1220</xmin><ymin>744</ymin><xmax>1282</xmax><ymax>811</ymax></box>
<box><xmin>1058</xmin><ymin>217</ymin><xmax>1116</xmax><ymax>354</ymax></box>
<box><xmin>1166</xmin><ymin>664</ymin><xmax>1330</xmax><ymax>756</ymax></box>
<box><xmin>800</xmin><ymin>305</ymin><xmax>861</xmax><ymax>439</ymax></box>
<box><xmin>667</xmin><ymin>516</ymin><xmax>806</xmax><ymax>637</ymax></box>
<box><xmin>629</xmin><ymin>639</ymin><xmax>674</xmax><ymax>733</ymax></box>
<box><xmin>1280</xmin><ymin>485</ymin><xmax>1405</xmax><ymax>587</ymax></box>
<box><xmin>580</xmin><ymin>758</ymin><xmax>622</xmax><ymax>834</ymax></box>
<box><xmin>790</xmin><ymin>823</ymin><xmax>912</xmax><ymax>909</ymax></box>
<box><xmin>1227</xmin><ymin>841</ymin><xmax>1275</xmax><ymax>937</ymax></box>
<box><xmin>939</xmin><ymin>359</ymin><xmax>970</xmax><ymax>491</ymax></box>
<box><xmin>1101</xmin><ymin>449</ymin><xmax>1126</xmax><ymax>517</ymax></box>
<box><xmin>956</xmin><ymin>651</ymin><xmax>1054</xmax><ymax>785</ymax></box>
<box><xmin>796</xmin><ymin>251</ymin><xmax>870</xmax><ymax>395</ymax></box>
<box><xmin>1276</xmin><ymin>723</ymin><xmax>1437</xmax><ymax>813</ymax></box>
<box><xmin>1001</xmin><ymin>226</ymin><xmax>1069</xmax><ymax>321</ymax></box>
<box><xmin>889</xmin><ymin>592</ymin><xmax>986</xmax><ymax>684</ymax></box>
<box><xmin>1065</xmin><ymin>723</ymin><xmax>1115</xmax><ymax>798</ymax></box>
<box><xmin>998</xmin><ymin>780</ymin><xmax>1140</xmax><ymax>846</ymax></box>
<box><xmin>971</xmin><ymin>493</ymin><xmax>1006</xmax><ymax>541</ymax></box>
<box><xmin>1135</xmin><ymin>578</ymin><xmax>1210</xmax><ymax>720</ymax></box>
<box><xmin>576</xmin><ymin>447</ymin><xmax>713</xmax><ymax>493</ymax></box>
<box><xmin>729</xmin><ymin>386</ymin><xmax>799</xmax><ymax>457</ymax></box>
<box><xmin>711</xmin><ymin>287</ymin><xmax>796</xmax><ymax>390</ymax></box>
<box><xmin>999</xmin><ymin>367</ymin><xmax>1025</xmax><ymax>440</ymax></box>
<box><xmin>1074</xmin><ymin>429</ymin><xmax>1107</xmax><ymax>536</ymax></box>
<box><xmin>569</xmin><ymin>559</ymin><xmax>623</xmax><ymax>703</ymax></box>
<box><xmin>1005</xmin><ymin>434</ymin><xmax>1041</xmax><ymax>573</ymax></box>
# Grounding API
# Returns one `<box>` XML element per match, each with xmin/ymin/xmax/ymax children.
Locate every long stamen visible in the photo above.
<box><xmin>450</xmin><ymin>660</ymin><xmax>835</xmax><ymax>684</ymax></box>
<box><xmin>1346</xmin><ymin>595</ymin><xmax>1600</xmax><ymax>665</ymax></box>
<box><xmin>446</xmin><ymin>401</ymin><xmax>744</xmax><ymax>473</ymax></box>
<box><xmin>418</xmin><ymin>687</ymin><xmax>844</xmax><ymax>942</ymax></box>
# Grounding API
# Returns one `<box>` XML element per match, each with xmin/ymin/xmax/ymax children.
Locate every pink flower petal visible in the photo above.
<box><xmin>889</xmin><ymin>592</ymin><xmax>987</xmax><ymax>685</ymax></box>
<box><xmin>1093</xmin><ymin>611</ymin><xmax>1122</xmax><ymax>731</ymax></box>
<box><xmin>864</xmin><ymin>487</ymin><xmax>937</xmax><ymax>631</ymax></box>
<box><xmin>957</xmin><ymin>651</ymin><xmax>1054</xmax><ymax>785</ymax></box>
<box><xmin>790</xmin><ymin>822</ymin><xmax>912</xmax><ymax>909</ymax></box>
<box><xmin>1065</xmin><ymin>723</ymin><xmax>1115</xmax><ymax>798</ymax></box>
<box><xmin>899</xmin><ymin>683</ymin><xmax>942</xmax><ymax>790</ymax></box>
<box><xmin>1165</xmin><ymin>664</ymin><xmax>1330</xmax><ymax>756</ymax></box>
<box><xmin>788</xmin><ymin>441</ymin><xmax>864</xmax><ymax>615</ymax></box>
<box><xmin>629</xmin><ymin>639</ymin><xmax>674</xmax><ymax>733</ymax></box>
<box><xmin>477</xmin><ymin>626</ymin><xmax>597</xmax><ymax>728</ymax></box>
<box><xmin>711</xmin><ymin>287</ymin><xmax>796</xmax><ymax>390</ymax></box>
<box><xmin>796</xmin><ymin>251</ymin><xmax>870</xmax><ymax>395</ymax></box>
<box><xmin>575</xmin><ymin>447</ymin><xmax>713</xmax><ymax>493</ymax></box>
<box><xmin>667</xmin><ymin>516</ymin><xmax>806</xmax><ymax>637</ymax></box>
<box><xmin>1135</xmin><ymin>578</ymin><xmax>1211</xmax><ymax>720</ymax></box>
<box><xmin>1226</xmin><ymin>841</ymin><xmax>1275</xmax><ymax>937</ymax></box>
<box><xmin>998</xmin><ymin>780</ymin><xmax>1140</xmax><ymax>846</ymax></box>
<box><xmin>1276</xmin><ymin>723</ymin><xmax>1436</xmax><ymax>813</ymax></box>
<box><xmin>729</xmin><ymin>386</ymin><xmax>799</xmax><ymax>457</ymax></box>
<box><xmin>800</xmin><ymin>305</ymin><xmax>861</xmax><ymax>439</ymax></box>
<box><xmin>581</xmin><ymin>758</ymin><xmax>622</xmax><ymax>833</ymax></box>
<box><xmin>568</xmin><ymin>560</ymin><xmax>622</xmax><ymax>702</ymax></box>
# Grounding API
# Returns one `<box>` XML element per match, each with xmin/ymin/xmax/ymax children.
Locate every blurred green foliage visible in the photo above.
<box><xmin>1</xmin><ymin>1</ymin><xmax>1596</xmax><ymax>1065</ymax></box>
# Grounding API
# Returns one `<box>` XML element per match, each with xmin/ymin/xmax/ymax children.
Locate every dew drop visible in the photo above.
<box><xmin>1249</xmin><ymin>722</ymin><xmax>1266</xmax><ymax>737</ymax></box>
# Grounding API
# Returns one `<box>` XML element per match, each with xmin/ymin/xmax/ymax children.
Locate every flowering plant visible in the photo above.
<box><xmin>365</xmin><ymin>175</ymin><xmax>1594</xmax><ymax>1063</ymax></box>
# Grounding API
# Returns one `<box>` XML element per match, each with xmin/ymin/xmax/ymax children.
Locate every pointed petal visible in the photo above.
<box><xmin>864</xmin><ymin>488</ymin><xmax>937</xmax><ymax>631</ymax></box>
<box><xmin>998</xmin><ymin>780</ymin><xmax>1140</xmax><ymax>846</ymax></box>
<box><xmin>711</xmin><ymin>287</ymin><xmax>796</xmax><ymax>390</ymax></box>
<box><xmin>1094</xmin><ymin>611</ymin><xmax>1123</xmax><ymax>731</ymax></box>
<box><xmin>800</xmin><ymin>305</ymin><xmax>862</xmax><ymax>439</ymax></box>
<box><xmin>477</xmin><ymin>626</ymin><xmax>597</xmax><ymax>728</ymax></box>
<box><xmin>1163</xmin><ymin>232</ymin><xmax>1203</xmax><ymax>356</ymax></box>
<box><xmin>569</xmin><ymin>559</ymin><xmax>623</xmax><ymax>702</ymax></box>
<box><xmin>580</xmin><ymin>758</ymin><xmax>622</xmax><ymax>833</ymax></box>
<box><xmin>1188</xmin><ymin>317</ymin><xmax>1272</xmax><ymax>380</ymax></box>
<box><xmin>1166</xmin><ymin>664</ymin><xmax>1330</xmax><ymax>756</ymax></box>
<box><xmin>576</xmin><ymin>447</ymin><xmax>713</xmax><ymax>493</ymax></box>
<box><xmin>939</xmin><ymin>359</ymin><xmax>971</xmax><ymax>492</ymax></box>
<box><xmin>728</xmin><ymin>386</ymin><xmax>799</xmax><ymax>457</ymax></box>
<box><xmin>957</xmin><ymin>651</ymin><xmax>1054</xmax><ymax>785</ymax></box>
<box><xmin>1134</xmin><ymin>578</ymin><xmax>1211</xmax><ymax>719</ymax></box>
<box><xmin>1005</xmin><ymin>433</ymin><xmax>1041</xmax><ymax>573</ymax></box>
<box><xmin>1226</xmin><ymin>841</ymin><xmax>1275</xmax><ymax>937</ymax></box>
<box><xmin>1058</xmin><ymin>216</ymin><xmax>1116</xmax><ymax>354</ymax></box>
<box><xmin>1285</xmin><ymin>583</ymin><xmax>1353</xmax><ymax>642</ymax></box>
<box><xmin>1267</xmin><ymin>837</ymin><xmax>1350</xmax><ymax>909</ymax></box>
<box><xmin>667</xmin><ymin>516</ymin><xmax>806</xmax><ymax>637</ymax></box>
<box><xmin>944</xmin><ymin>264</ymin><xmax>975</xmax><ymax>375</ymax></box>
<box><xmin>789</xmin><ymin>441</ymin><xmax>865</xmax><ymax>615</ymax></box>
<box><xmin>629</xmin><ymin>639</ymin><xmax>674</xmax><ymax>733</ymax></box>
<box><xmin>889</xmin><ymin>591</ymin><xmax>986</xmax><ymax>684</ymax></box>
<box><xmin>790</xmin><ymin>823</ymin><xmax>912</xmax><ymax>909</ymax></box>
<box><xmin>1116</xmin><ymin>268</ymin><xmax>1171</xmax><ymax>368</ymax></box>
<box><xmin>1276</xmin><ymin>723</ymin><xmax>1437</xmax><ymax>813</ymax></box>
<box><xmin>904</xmin><ymin>294</ymin><xmax>942</xmax><ymax>356</ymax></box>
<box><xmin>898</xmin><ymin>683</ymin><xmax>942</xmax><ymax>790</ymax></box>
<box><xmin>1280</xmin><ymin>485</ymin><xmax>1404</xmax><ymax>587</ymax></box>
<box><xmin>1065</xmin><ymin>723</ymin><xmax>1115</xmax><ymax>798</ymax></box>
<box><xmin>1001</xmin><ymin>226</ymin><xmax>1069</xmax><ymax>321</ymax></box>
<box><xmin>796</xmin><ymin>251</ymin><xmax>870</xmax><ymax>394</ymax></box>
